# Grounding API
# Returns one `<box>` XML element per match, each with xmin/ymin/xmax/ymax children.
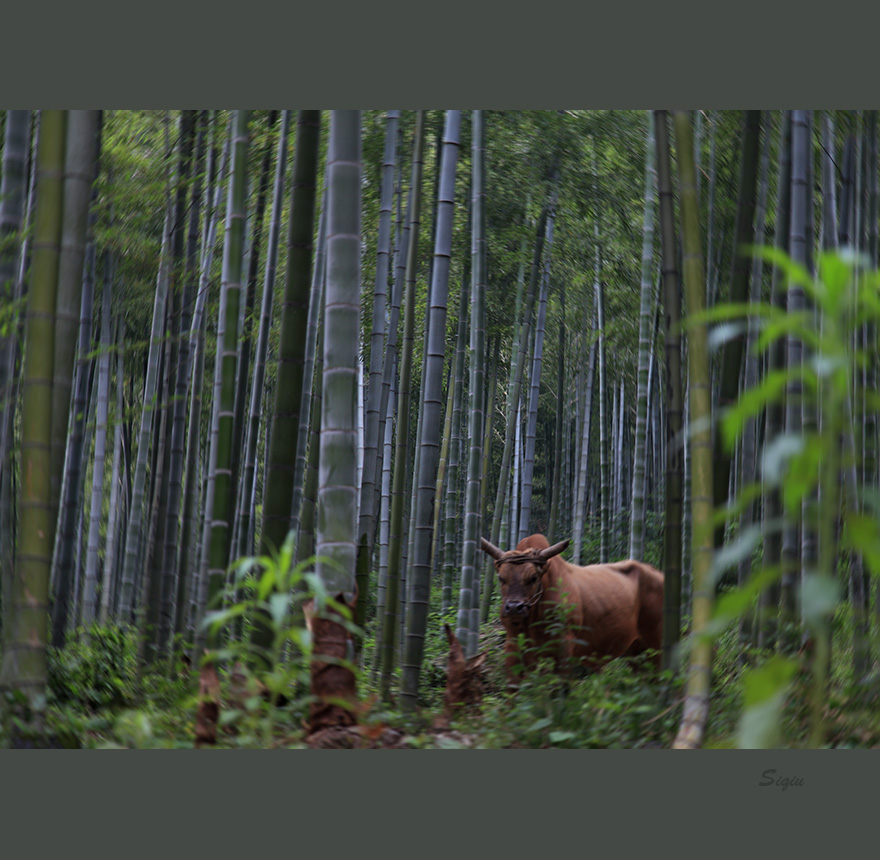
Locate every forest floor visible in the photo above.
<box><xmin>10</xmin><ymin>605</ymin><xmax>880</xmax><ymax>749</ymax></box>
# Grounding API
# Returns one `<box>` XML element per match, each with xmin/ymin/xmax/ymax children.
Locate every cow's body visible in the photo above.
<box><xmin>481</xmin><ymin>534</ymin><xmax>664</xmax><ymax>687</ymax></box>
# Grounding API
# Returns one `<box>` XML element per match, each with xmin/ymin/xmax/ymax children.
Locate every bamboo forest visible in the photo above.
<box><xmin>2</xmin><ymin>108</ymin><xmax>880</xmax><ymax>749</ymax></box>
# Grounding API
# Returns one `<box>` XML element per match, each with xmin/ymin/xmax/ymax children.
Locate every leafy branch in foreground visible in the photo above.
<box><xmin>699</xmin><ymin>247</ymin><xmax>880</xmax><ymax>747</ymax></box>
<box><xmin>198</xmin><ymin>533</ymin><xmax>361</xmax><ymax>748</ymax></box>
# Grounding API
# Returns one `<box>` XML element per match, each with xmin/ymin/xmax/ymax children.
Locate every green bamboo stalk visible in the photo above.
<box><xmin>258</xmin><ymin>111</ymin><xmax>320</xmax><ymax>562</ymax></box>
<box><xmin>118</xmin><ymin>200</ymin><xmax>172</xmax><ymax>626</ymax></box>
<box><xmin>0</xmin><ymin>110</ymin><xmax>65</xmax><ymax>716</ymax></box>
<box><xmin>479</xmin><ymin>205</ymin><xmax>549</xmax><ymax>621</ymax></box>
<box><xmin>316</xmin><ymin>109</ymin><xmax>362</xmax><ymax>600</ymax></box>
<box><xmin>441</xmin><ymin>281</ymin><xmax>469</xmax><ymax>613</ymax></box>
<box><xmin>480</xmin><ymin>335</ymin><xmax>501</xmax><ymax>523</ymax></box>
<box><xmin>236</xmin><ymin>111</ymin><xmax>289</xmax><ymax>561</ymax></box>
<box><xmin>779</xmin><ymin>111</ymin><xmax>808</xmax><ymax>647</ymax></box>
<box><xmin>356</xmin><ymin>110</ymin><xmax>400</xmax><ymax>630</ymax></box>
<box><xmin>712</xmin><ymin>111</ymin><xmax>761</xmax><ymax>550</ymax></box>
<box><xmin>567</xmin><ymin>337</ymin><xmax>584</xmax><ymax>550</ymax></box>
<box><xmin>296</xmin><ymin>289</ymin><xmax>324</xmax><ymax>567</ymax></box>
<box><xmin>705</xmin><ymin>112</ymin><xmax>718</xmax><ymax>309</ymax></box>
<box><xmin>141</xmin><ymin>114</ymin><xmax>188</xmax><ymax>656</ymax></box>
<box><xmin>51</xmin><ymin>228</ymin><xmax>94</xmax><ymax>626</ymax></box>
<box><xmin>49</xmin><ymin>110</ymin><xmax>90</xmax><ymax>546</ymax></box>
<box><xmin>380</xmin><ymin>110</ymin><xmax>426</xmax><ymax>700</ymax></box>
<box><xmin>480</xmin><ymin>336</ymin><xmax>500</xmax><ymax>537</ymax></box>
<box><xmin>202</xmin><ymin>109</ymin><xmax>249</xmax><ymax>640</ymax></box>
<box><xmin>244</xmin><ymin>109</ymin><xmax>319</xmax><ymax>655</ymax></box>
<box><xmin>370</xmin><ymin>152</ymin><xmax>409</xmax><ymax>677</ymax></box>
<box><xmin>848</xmin><ymin>115</ymin><xmax>870</xmax><ymax>676</ymax></box>
<box><xmin>432</xmin><ymin>339</ymin><xmax>457</xmax><ymax>581</ymax></box>
<box><xmin>548</xmin><ymin>282</ymin><xmax>566</xmax><ymax>539</ymax></box>
<box><xmin>572</xmin><ymin>337</ymin><xmax>597</xmax><ymax>563</ymax></box>
<box><xmin>597</xmin><ymin>269</ymin><xmax>609</xmax><ymax>563</ymax></box>
<box><xmin>370</xmin><ymin>363</ymin><xmax>395</xmax><ymax>681</ymax></box>
<box><xmin>518</xmin><ymin>197</ymin><xmax>555</xmax><ymax>542</ymax></box>
<box><xmin>81</xmin><ymin>254</ymin><xmax>113</xmax><ymax>626</ymax></box>
<box><xmin>862</xmin><ymin>111</ymin><xmax>879</xmax><ymax>630</ymax></box>
<box><xmin>401</xmin><ymin>110</ymin><xmax>461</xmax><ymax>710</ymax></box>
<box><xmin>153</xmin><ymin>110</ymin><xmax>199</xmax><ymax>653</ymax></box>
<box><xmin>839</xmin><ymin>133</ymin><xmax>854</xmax><ymax>246</ymax></box>
<box><xmin>49</xmin><ymin>112</ymin><xmax>100</xmax><ymax>644</ymax></box>
<box><xmin>672</xmin><ymin>110</ymin><xmax>714</xmax><ymax>750</ymax></box>
<box><xmin>629</xmin><ymin>111</ymin><xmax>657</xmax><ymax>561</ymax></box>
<box><xmin>303</xmin><ymin>111</ymin><xmax>363</xmax><ymax>728</ymax></box>
<box><xmin>432</xmin><ymin>196</ymin><xmax>472</xmax><ymax>587</ymax></box>
<box><xmin>612</xmin><ymin>380</ymin><xmax>622</xmax><ymax>534</ymax></box>
<box><xmin>759</xmin><ymin>111</ymin><xmax>792</xmax><ymax>650</ymax></box>
<box><xmin>375</xmin><ymin>126</ymin><xmax>410</xmax><ymax>553</ymax></box>
<box><xmin>118</xmin><ymin>113</ymin><xmax>182</xmax><ymax>630</ymax></box>
<box><xmin>227</xmin><ymin>110</ymin><xmax>276</xmax><ymax>566</ymax></box>
<box><xmin>511</xmin><ymin>401</ymin><xmax>521</xmax><ymax>546</ymax></box>
<box><xmin>737</xmin><ymin>113</ymin><xmax>770</xmax><ymax>650</ymax></box>
<box><xmin>458</xmin><ymin>109</ymin><xmax>487</xmax><ymax>655</ymax></box>
<box><xmin>100</xmin><ymin>318</ymin><xmax>125</xmax><ymax>625</ymax></box>
<box><xmin>168</xmin><ymin>113</ymin><xmax>207</xmax><ymax>639</ymax></box>
<box><xmin>140</xmin><ymin>315</ymin><xmax>173</xmax><ymax>655</ymax></box>
<box><xmin>174</xmin><ymin>116</ymin><xmax>224</xmax><ymax>621</ymax></box>
<box><xmin>0</xmin><ymin>110</ymin><xmax>30</xmax><ymax>643</ymax></box>
<box><xmin>290</xmin><ymin>190</ymin><xmax>328</xmax><ymax>546</ymax></box>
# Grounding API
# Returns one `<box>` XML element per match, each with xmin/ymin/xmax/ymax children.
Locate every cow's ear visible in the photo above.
<box><xmin>481</xmin><ymin>537</ymin><xmax>505</xmax><ymax>560</ymax></box>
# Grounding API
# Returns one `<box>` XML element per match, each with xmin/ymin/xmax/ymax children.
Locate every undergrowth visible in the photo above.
<box><xmin>7</xmin><ymin>488</ymin><xmax>880</xmax><ymax>748</ymax></box>
<box><xmin>9</xmin><ymin>592</ymin><xmax>875</xmax><ymax>749</ymax></box>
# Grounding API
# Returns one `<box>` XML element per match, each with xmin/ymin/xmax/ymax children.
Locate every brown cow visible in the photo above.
<box><xmin>480</xmin><ymin>533</ymin><xmax>664</xmax><ymax>688</ymax></box>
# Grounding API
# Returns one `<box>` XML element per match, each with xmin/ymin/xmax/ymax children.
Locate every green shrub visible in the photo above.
<box><xmin>48</xmin><ymin>624</ymin><xmax>138</xmax><ymax>711</ymax></box>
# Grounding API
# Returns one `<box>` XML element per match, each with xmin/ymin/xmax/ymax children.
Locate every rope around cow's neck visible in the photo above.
<box><xmin>524</xmin><ymin>576</ymin><xmax>545</xmax><ymax>609</ymax></box>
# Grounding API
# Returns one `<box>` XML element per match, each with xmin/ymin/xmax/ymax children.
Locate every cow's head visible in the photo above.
<box><xmin>480</xmin><ymin>537</ymin><xmax>570</xmax><ymax>621</ymax></box>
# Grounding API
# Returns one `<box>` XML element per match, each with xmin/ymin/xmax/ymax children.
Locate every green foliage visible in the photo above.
<box><xmin>0</xmin><ymin>294</ymin><xmax>24</xmax><ymax>339</ymax></box>
<box><xmin>699</xmin><ymin>248</ymin><xmax>880</xmax><ymax>747</ymax></box>
<box><xmin>737</xmin><ymin>656</ymin><xmax>799</xmax><ymax>748</ymax></box>
<box><xmin>199</xmin><ymin>532</ymin><xmax>361</xmax><ymax>748</ymax></box>
<box><xmin>47</xmin><ymin>623</ymin><xmax>138</xmax><ymax>711</ymax></box>
<box><xmin>477</xmin><ymin>656</ymin><xmax>680</xmax><ymax>749</ymax></box>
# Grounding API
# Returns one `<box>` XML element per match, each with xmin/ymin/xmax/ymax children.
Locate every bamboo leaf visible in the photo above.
<box><xmin>712</xmin><ymin>481</ymin><xmax>768</xmax><ymax>528</ymax></box>
<box><xmin>710</xmin><ymin>563</ymin><xmax>784</xmax><ymax>630</ymax></box>
<box><xmin>754</xmin><ymin>311</ymin><xmax>819</xmax><ymax>353</ymax></box>
<box><xmin>761</xmin><ymin>433</ymin><xmax>804</xmax><ymax>483</ymax></box>
<box><xmin>801</xmin><ymin>574</ymin><xmax>839</xmax><ymax>628</ymax></box>
<box><xmin>710</xmin><ymin>524</ymin><xmax>762</xmax><ymax>585</ymax></box>
<box><xmin>737</xmin><ymin>656</ymin><xmax>798</xmax><ymax>749</ymax></box>
<box><xmin>830</xmin><ymin>245</ymin><xmax>872</xmax><ymax>269</ymax></box>
<box><xmin>268</xmin><ymin>593</ymin><xmax>290</xmax><ymax>629</ymax></box>
<box><xmin>843</xmin><ymin>525</ymin><xmax>875</xmax><ymax>587</ymax></box>
<box><xmin>816</xmin><ymin>251</ymin><xmax>854</xmax><ymax>309</ymax></box>
<box><xmin>722</xmin><ymin>369</ymin><xmax>794</xmax><ymax>449</ymax></box>
<box><xmin>743</xmin><ymin>244</ymin><xmax>816</xmax><ymax>295</ymax></box>
<box><xmin>708</xmin><ymin>321</ymin><xmax>747</xmax><ymax>353</ymax></box>
<box><xmin>685</xmin><ymin>300</ymin><xmax>781</xmax><ymax>327</ymax></box>
<box><xmin>782</xmin><ymin>441</ymin><xmax>822</xmax><ymax>513</ymax></box>
<box><xmin>809</xmin><ymin>353</ymin><xmax>847</xmax><ymax>379</ymax></box>
<box><xmin>200</xmin><ymin>605</ymin><xmax>247</xmax><ymax>631</ymax></box>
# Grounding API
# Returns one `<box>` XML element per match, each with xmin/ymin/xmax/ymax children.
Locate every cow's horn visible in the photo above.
<box><xmin>480</xmin><ymin>537</ymin><xmax>505</xmax><ymax>560</ymax></box>
<box><xmin>538</xmin><ymin>539</ymin><xmax>570</xmax><ymax>561</ymax></box>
